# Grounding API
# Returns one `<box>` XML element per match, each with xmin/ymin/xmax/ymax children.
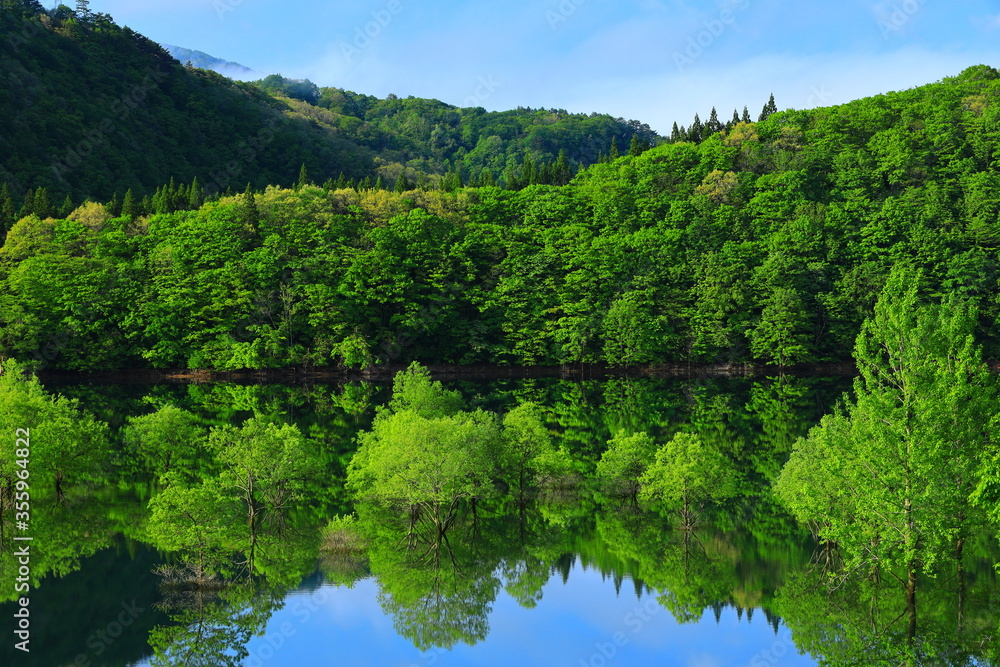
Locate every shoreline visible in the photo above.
<box><xmin>32</xmin><ymin>361</ymin><xmax>862</xmax><ymax>385</ymax></box>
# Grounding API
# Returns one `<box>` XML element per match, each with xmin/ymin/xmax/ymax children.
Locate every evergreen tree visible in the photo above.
<box><xmin>479</xmin><ymin>168</ymin><xmax>496</xmax><ymax>187</ymax></box>
<box><xmin>629</xmin><ymin>134</ymin><xmax>643</xmax><ymax>157</ymax></box>
<box><xmin>322</xmin><ymin>178</ymin><xmax>335</xmax><ymax>191</ymax></box>
<box><xmin>416</xmin><ymin>173</ymin><xmax>429</xmax><ymax>191</ymax></box>
<box><xmin>759</xmin><ymin>93</ymin><xmax>777</xmax><ymax>122</ymax></box>
<box><xmin>393</xmin><ymin>174</ymin><xmax>410</xmax><ymax>193</ymax></box>
<box><xmin>296</xmin><ymin>163</ymin><xmax>310</xmax><ymax>190</ymax></box>
<box><xmin>609</xmin><ymin>136</ymin><xmax>620</xmax><ymax>159</ymax></box>
<box><xmin>59</xmin><ymin>194</ymin><xmax>74</xmax><ymax>218</ymax></box>
<box><xmin>188</xmin><ymin>176</ymin><xmax>203</xmax><ymax>209</ymax></box>
<box><xmin>18</xmin><ymin>188</ymin><xmax>34</xmax><ymax>219</ymax></box>
<box><xmin>670</xmin><ymin>122</ymin><xmax>681</xmax><ymax>142</ymax></box>
<box><xmin>121</xmin><ymin>188</ymin><xmax>137</xmax><ymax>220</ymax></box>
<box><xmin>705</xmin><ymin>107</ymin><xmax>723</xmax><ymax>136</ymax></box>
<box><xmin>358</xmin><ymin>176</ymin><xmax>372</xmax><ymax>190</ymax></box>
<box><xmin>345</xmin><ymin>177</ymin><xmax>357</xmax><ymax>190</ymax></box>
<box><xmin>334</xmin><ymin>172</ymin><xmax>348</xmax><ymax>189</ymax></box>
<box><xmin>732</xmin><ymin>109</ymin><xmax>741</xmax><ymax>125</ymax></box>
<box><xmin>688</xmin><ymin>114</ymin><xmax>703</xmax><ymax>143</ymax></box>
<box><xmin>374</xmin><ymin>176</ymin><xmax>384</xmax><ymax>191</ymax></box>
<box><xmin>742</xmin><ymin>106</ymin><xmax>752</xmax><ymax>123</ymax></box>
<box><xmin>240</xmin><ymin>182</ymin><xmax>258</xmax><ymax>236</ymax></box>
<box><xmin>0</xmin><ymin>183</ymin><xmax>14</xmax><ymax>236</ymax></box>
<box><xmin>521</xmin><ymin>158</ymin><xmax>536</xmax><ymax>186</ymax></box>
<box><xmin>554</xmin><ymin>149</ymin><xmax>571</xmax><ymax>185</ymax></box>
<box><xmin>106</xmin><ymin>192</ymin><xmax>121</xmax><ymax>217</ymax></box>
<box><xmin>33</xmin><ymin>187</ymin><xmax>52</xmax><ymax>219</ymax></box>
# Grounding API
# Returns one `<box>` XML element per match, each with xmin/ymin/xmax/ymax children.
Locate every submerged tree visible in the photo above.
<box><xmin>639</xmin><ymin>432</ymin><xmax>736</xmax><ymax>530</ymax></box>
<box><xmin>775</xmin><ymin>266</ymin><xmax>998</xmax><ymax>633</ymax></box>
<box><xmin>347</xmin><ymin>363</ymin><xmax>499</xmax><ymax>538</ymax></box>
<box><xmin>595</xmin><ymin>431</ymin><xmax>657</xmax><ymax>503</ymax></box>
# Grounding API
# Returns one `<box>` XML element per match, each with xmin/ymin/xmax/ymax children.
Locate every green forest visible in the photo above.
<box><xmin>3</xmin><ymin>56</ymin><xmax>1000</xmax><ymax>370</ymax></box>
<box><xmin>3</xmin><ymin>2</ymin><xmax>1000</xmax><ymax>663</ymax></box>
<box><xmin>0</xmin><ymin>2</ymin><xmax>656</xmax><ymax>203</ymax></box>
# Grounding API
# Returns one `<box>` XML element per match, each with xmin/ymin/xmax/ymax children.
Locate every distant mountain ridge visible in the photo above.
<box><xmin>160</xmin><ymin>44</ymin><xmax>259</xmax><ymax>80</ymax></box>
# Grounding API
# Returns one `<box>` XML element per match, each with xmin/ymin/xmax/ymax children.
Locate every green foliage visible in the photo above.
<box><xmin>639</xmin><ymin>432</ymin><xmax>736</xmax><ymax>527</ymax></box>
<box><xmin>775</xmin><ymin>266</ymin><xmax>998</xmax><ymax>576</ymax></box>
<box><xmin>0</xmin><ymin>360</ymin><xmax>110</xmax><ymax>493</ymax></box>
<box><xmin>497</xmin><ymin>402</ymin><xmax>574</xmax><ymax>502</ymax></box>
<box><xmin>595</xmin><ymin>431</ymin><xmax>657</xmax><ymax>501</ymax></box>
<box><xmin>122</xmin><ymin>404</ymin><xmax>207</xmax><ymax>479</ymax></box>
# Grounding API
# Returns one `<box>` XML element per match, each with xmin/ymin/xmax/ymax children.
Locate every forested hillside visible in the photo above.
<box><xmin>2</xmin><ymin>62</ymin><xmax>999</xmax><ymax>371</ymax></box>
<box><xmin>0</xmin><ymin>2</ymin><xmax>658</xmax><ymax>203</ymax></box>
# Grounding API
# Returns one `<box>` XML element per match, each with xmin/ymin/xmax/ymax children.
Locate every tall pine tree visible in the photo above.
<box><xmin>121</xmin><ymin>188</ymin><xmax>137</xmax><ymax>220</ymax></box>
<box><xmin>0</xmin><ymin>183</ymin><xmax>14</xmax><ymax>239</ymax></box>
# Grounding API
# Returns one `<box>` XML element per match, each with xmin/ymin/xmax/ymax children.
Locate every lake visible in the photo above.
<box><xmin>1</xmin><ymin>375</ymin><xmax>997</xmax><ymax>666</ymax></box>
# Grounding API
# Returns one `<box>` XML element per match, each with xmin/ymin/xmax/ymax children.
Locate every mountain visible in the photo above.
<box><xmin>160</xmin><ymin>44</ymin><xmax>259</xmax><ymax>80</ymax></box>
<box><xmin>4</xmin><ymin>48</ymin><xmax>1000</xmax><ymax>371</ymax></box>
<box><xmin>0</xmin><ymin>2</ymin><xmax>661</xmax><ymax>204</ymax></box>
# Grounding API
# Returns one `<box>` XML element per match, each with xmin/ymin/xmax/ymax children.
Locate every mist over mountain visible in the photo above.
<box><xmin>160</xmin><ymin>44</ymin><xmax>259</xmax><ymax>80</ymax></box>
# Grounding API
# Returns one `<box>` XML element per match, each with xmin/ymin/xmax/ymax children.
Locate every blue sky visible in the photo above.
<box><xmin>135</xmin><ymin>564</ymin><xmax>818</xmax><ymax>667</ymax></box>
<box><xmin>89</xmin><ymin>0</ymin><xmax>1000</xmax><ymax>135</ymax></box>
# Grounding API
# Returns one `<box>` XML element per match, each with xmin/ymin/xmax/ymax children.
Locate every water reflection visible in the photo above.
<box><xmin>0</xmin><ymin>374</ymin><xmax>997</xmax><ymax>666</ymax></box>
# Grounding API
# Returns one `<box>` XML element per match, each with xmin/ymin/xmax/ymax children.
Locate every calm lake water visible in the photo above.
<box><xmin>2</xmin><ymin>375</ymin><xmax>997</xmax><ymax>666</ymax></box>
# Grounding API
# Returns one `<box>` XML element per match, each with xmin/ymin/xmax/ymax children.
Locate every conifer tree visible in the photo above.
<box><xmin>609</xmin><ymin>136</ymin><xmax>620</xmax><ymax>159</ymax></box>
<box><xmin>358</xmin><ymin>176</ymin><xmax>372</xmax><ymax>190</ymax></box>
<box><xmin>106</xmin><ymin>192</ymin><xmax>121</xmax><ymax>217</ymax></box>
<box><xmin>240</xmin><ymin>182</ymin><xmax>258</xmax><ymax>236</ymax></box>
<box><xmin>742</xmin><ymin>106</ymin><xmax>752</xmax><ymax>123</ymax></box>
<box><xmin>33</xmin><ymin>187</ymin><xmax>52</xmax><ymax>219</ymax></box>
<box><xmin>322</xmin><ymin>178</ymin><xmax>335</xmax><ymax>191</ymax></box>
<box><xmin>374</xmin><ymin>176</ymin><xmax>384</xmax><ymax>191</ymax></box>
<box><xmin>19</xmin><ymin>188</ymin><xmax>34</xmax><ymax>218</ymax></box>
<box><xmin>59</xmin><ymin>194</ymin><xmax>74</xmax><ymax>218</ymax></box>
<box><xmin>688</xmin><ymin>114</ymin><xmax>703</xmax><ymax>143</ymax></box>
<box><xmin>629</xmin><ymin>135</ymin><xmax>642</xmax><ymax>157</ymax></box>
<box><xmin>554</xmin><ymin>149</ymin><xmax>571</xmax><ymax>184</ymax></box>
<box><xmin>0</xmin><ymin>183</ymin><xmax>14</xmax><ymax>239</ymax></box>
<box><xmin>296</xmin><ymin>163</ymin><xmax>310</xmax><ymax>190</ymax></box>
<box><xmin>480</xmin><ymin>168</ymin><xmax>496</xmax><ymax>187</ymax></box>
<box><xmin>705</xmin><ymin>107</ymin><xmax>723</xmax><ymax>136</ymax></box>
<box><xmin>521</xmin><ymin>158</ymin><xmax>536</xmax><ymax>186</ymax></box>
<box><xmin>671</xmin><ymin>122</ymin><xmax>681</xmax><ymax>142</ymax></box>
<box><xmin>334</xmin><ymin>172</ymin><xmax>348</xmax><ymax>189</ymax></box>
<box><xmin>122</xmin><ymin>188</ymin><xmax>137</xmax><ymax>220</ymax></box>
<box><xmin>759</xmin><ymin>93</ymin><xmax>777</xmax><ymax>122</ymax></box>
<box><xmin>188</xmin><ymin>176</ymin><xmax>203</xmax><ymax>209</ymax></box>
<box><xmin>393</xmin><ymin>175</ymin><xmax>409</xmax><ymax>193</ymax></box>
